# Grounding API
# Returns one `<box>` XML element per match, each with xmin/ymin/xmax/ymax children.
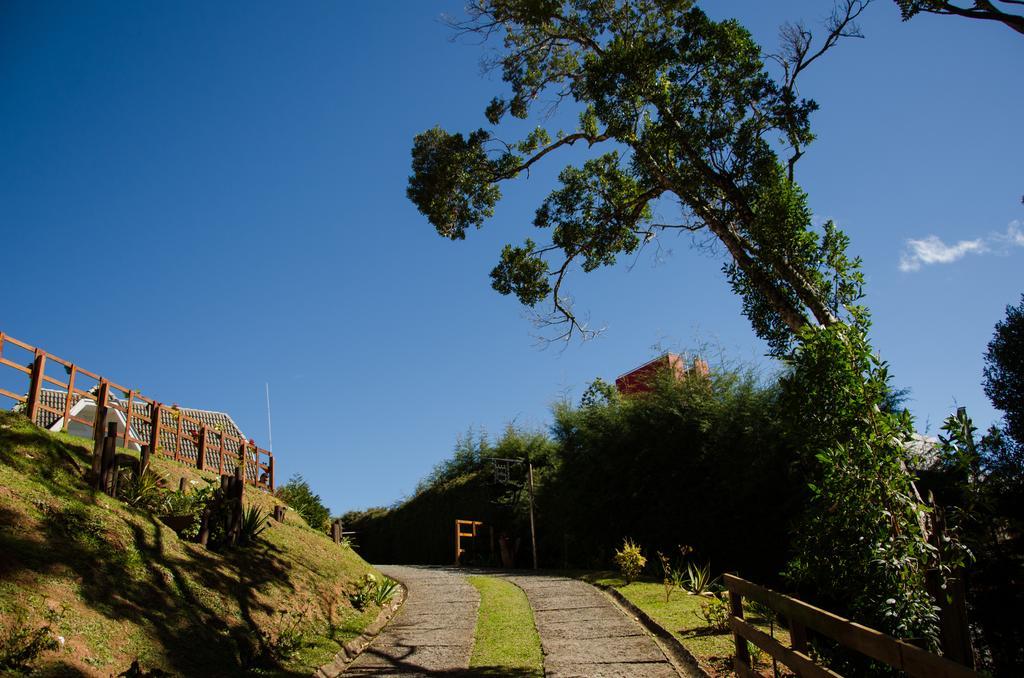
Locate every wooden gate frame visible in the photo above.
<box><xmin>454</xmin><ymin>519</ymin><xmax>487</xmax><ymax>566</ymax></box>
<box><xmin>725</xmin><ymin>574</ymin><xmax>978</xmax><ymax>678</ymax></box>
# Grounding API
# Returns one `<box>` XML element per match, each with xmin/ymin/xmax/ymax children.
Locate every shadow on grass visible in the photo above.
<box><xmin>0</xmin><ymin>415</ymin><xmax>308</xmax><ymax>676</ymax></box>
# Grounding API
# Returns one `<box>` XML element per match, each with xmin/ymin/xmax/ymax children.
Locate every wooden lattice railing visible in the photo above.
<box><xmin>0</xmin><ymin>329</ymin><xmax>274</xmax><ymax>490</ymax></box>
<box><xmin>725</xmin><ymin>574</ymin><xmax>977</xmax><ymax>678</ymax></box>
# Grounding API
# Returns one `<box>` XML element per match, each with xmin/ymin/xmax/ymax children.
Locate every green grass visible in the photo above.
<box><xmin>467</xmin><ymin>576</ymin><xmax>544</xmax><ymax>677</ymax></box>
<box><xmin>579</xmin><ymin>572</ymin><xmax>790</xmax><ymax>676</ymax></box>
<box><xmin>0</xmin><ymin>410</ymin><xmax>380</xmax><ymax>676</ymax></box>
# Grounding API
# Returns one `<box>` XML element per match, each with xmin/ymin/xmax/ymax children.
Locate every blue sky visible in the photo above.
<box><xmin>1</xmin><ymin>1</ymin><xmax>1021</xmax><ymax>513</ymax></box>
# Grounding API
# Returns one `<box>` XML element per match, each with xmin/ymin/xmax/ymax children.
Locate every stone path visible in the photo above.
<box><xmin>348</xmin><ymin>567</ymin><xmax>684</xmax><ymax>677</ymax></box>
<box><xmin>503</xmin><ymin>574</ymin><xmax>681</xmax><ymax>678</ymax></box>
<box><xmin>346</xmin><ymin>566</ymin><xmax>479</xmax><ymax>676</ymax></box>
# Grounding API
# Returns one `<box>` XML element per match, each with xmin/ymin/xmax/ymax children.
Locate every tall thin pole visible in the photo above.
<box><xmin>527</xmin><ymin>456</ymin><xmax>538</xmax><ymax>570</ymax></box>
<box><xmin>265</xmin><ymin>382</ymin><xmax>273</xmax><ymax>451</ymax></box>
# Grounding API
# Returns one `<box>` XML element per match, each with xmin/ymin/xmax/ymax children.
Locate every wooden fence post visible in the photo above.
<box><xmin>174</xmin><ymin>407</ymin><xmax>183</xmax><ymax>461</ymax></box>
<box><xmin>238</xmin><ymin>441</ymin><xmax>247</xmax><ymax>483</ymax></box>
<box><xmin>331</xmin><ymin>519</ymin><xmax>342</xmax><ymax>544</ymax></box>
<box><xmin>91</xmin><ymin>380</ymin><xmax>110</xmax><ymax>479</ymax></box>
<box><xmin>98</xmin><ymin>421</ymin><xmax>117</xmax><ymax>495</ymax></box>
<box><xmin>196</xmin><ymin>426</ymin><xmax>207</xmax><ymax>470</ymax></box>
<box><xmin>122</xmin><ymin>390</ymin><xmax>135</xmax><ymax>448</ymax></box>
<box><xmin>216</xmin><ymin>431</ymin><xmax>224</xmax><ymax>477</ymax></box>
<box><xmin>178</xmin><ymin>477</ymin><xmax>187</xmax><ymax>493</ymax></box>
<box><xmin>62</xmin><ymin>365</ymin><xmax>77</xmax><ymax>432</ymax></box>
<box><xmin>730</xmin><ymin>588</ymin><xmax>753</xmax><ymax>675</ymax></box>
<box><xmin>268</xmin><ymin>454</ymin><xmax>275</xmax><ymax>491</ymax></box>
<box><xmin>140</xmin><ymin>444</ymin><xmax>151</xmax><ymax>477</ymax></box>
<box><xmin>197</xmin><ymin>507</ymin><xmax>211</xmax><ymax>547</ymax></box>
<box><xmin>26</xmin><ymin>349</ymin><xmax>47</xmax><ymax>425</ymax></box>
<box><xmin>231</xmin><ymin>465</ymin><xmax>244</xmax><ymax>545</ymax></box>
<box><xmin>149</xmin><ymin>403</ymin><xmax>162</xmax><ymax>456</ymax></box>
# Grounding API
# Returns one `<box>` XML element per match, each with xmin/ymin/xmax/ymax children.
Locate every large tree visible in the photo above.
<box><xmin>408</xmin><ymin>0</ymin><xmax>869</xmax><ymax>354</ymax></box>
<box><xmin>408</xmin><ymin>0</ymin><xmax>946</xmax><ymax>646</ymax></box>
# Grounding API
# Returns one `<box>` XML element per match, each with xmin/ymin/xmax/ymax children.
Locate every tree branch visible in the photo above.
<box><xmin>494</xmin><ymin>131</ymin><xmax>611</xmax><ymax>181</ymax></box>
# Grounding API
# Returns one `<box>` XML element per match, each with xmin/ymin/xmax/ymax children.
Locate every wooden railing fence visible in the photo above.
<box><xmin>0</xmin><ymin>329</ymin><xmax>274</xmax><ymax>490</ymax></box>
<box><xmin>725</xmin><ymin>574</ymin><xmax>978</xmax><ymax>678</ymax></box>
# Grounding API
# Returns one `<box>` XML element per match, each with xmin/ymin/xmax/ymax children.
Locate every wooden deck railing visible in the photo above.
<box><xmin>0</xmin><ymin>329</ymin><xmax>274</xmax><ymax>490</ymax></box>
<box><xmin>724</xmin><ymin>574</ymin><xmax>978</xmax><ymax>678</ymax></box>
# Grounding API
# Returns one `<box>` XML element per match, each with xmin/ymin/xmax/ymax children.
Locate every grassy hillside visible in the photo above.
<box><xmin>0</xmin><ymin>411</ymin><xmax>378</xmax><ymax>676</ymax></box>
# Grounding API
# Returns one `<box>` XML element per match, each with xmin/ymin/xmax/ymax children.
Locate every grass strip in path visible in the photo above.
<box><xmin>467</xmin><ymin>576</ymin><xmax>544</xmax><ymax>677</ymax></box>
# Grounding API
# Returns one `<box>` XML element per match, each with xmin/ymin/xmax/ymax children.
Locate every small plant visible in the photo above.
<box><xmin>348</xmin><ymin>574</ymin><xmax>377</xmax><ymax>611</ymax></box>
<box><xmin>695</xmin><ymin>594</ymin><xmax>730</xmax><ymax>633</ymax></box>
<box><xmin>685</xmin><ymin>560</ymin><xmax>719</xmax><ymax>595</ymax></box>
<box><xmin>118</xmin><ymin>465</ymin><xmax>165</xmax><ymax>511</ymax></box>
<box><xmin>237</xmin><ymin>505</ymin><xmax>269</xmax><ymax>546</ymax></box>
<box><xmin>0</xmin><ymin>608</ymin><xmax>63</xmax><ymax>672</ymax></box>
<box><xmin>613</xmin><ymin>537</ymin><xmax>646</xmax><ymax>584</ymax></box>
<box><xmin>657</xmin><ymin>545</ymin><xmax>693</xmax><ymax>601</ymax></box>
<box><xmin>260</xmin><ymin>607</ymin><xmax>310</xmax><ymax>661</ymax></box>
<box><xmin>371</xmin><ymin>576</ymin><xmax>400</xmax><ymax>606</ymax></box>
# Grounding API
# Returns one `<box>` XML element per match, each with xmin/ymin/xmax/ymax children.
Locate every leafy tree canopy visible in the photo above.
<box><xmin>275</xmin><ymin>474</ymin><xmax>331</xmax><ymax>532</ymax></box>
<box><xmin>407</xmin><ymin>0</ymin><xmax>870</xmax><ymax>353</ymax></box>
<box><xmin>984</xmin><ymin>293</ymin><xmax>1024</xmax><ymax>446</ymax></box>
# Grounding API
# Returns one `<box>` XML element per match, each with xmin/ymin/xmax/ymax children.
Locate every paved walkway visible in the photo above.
<box><xmin>348</xmin><ymin>567</ymin><xmax>682</xmax><ymax>677</ymax></box>
<box><xmin>346</xmin><ymin>566</ymin><xmax>479</xmax><ymax>676</ymax></box>
<box><xmin>503</xmin><ymin>574</ymin><xmax>680</xmax><ymax>678</ymax></box>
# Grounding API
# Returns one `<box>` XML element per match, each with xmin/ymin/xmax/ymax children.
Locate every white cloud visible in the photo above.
<box><xmin>899</xmin><ymin>221</ymin><xmax>1022</xmax><ymax>272</ymax></box>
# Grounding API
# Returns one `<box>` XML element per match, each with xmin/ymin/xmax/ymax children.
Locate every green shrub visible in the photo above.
<box><xmin>613</xmin><ymin>538</ymin><xmax>646</xmax><ymax>584</ymax></box>
<box><xmin>696</xmin><ymin>595</ymin><xmax>729</xmax><ymax>633</ymax></box>
<box><xmin>117</xmin><ymin>466</ymin><xmax>165</xmax><ymax>512</ymax></box>
<box><xmin>685</xmin><ymin>561</ymin><xmax>719</xmax><ymax>595</ymax></box>
<box><xmin>347</xmin><ymin>573</ymin><xmax>399</xmax><ymax>611</ymax></box>
<box><xmin>238</xmin><ymin>505</ymin><xmax>269</xmax><ymax>546</ymax></box>
<box><xmin>275</xmin><ymin>475</ymin><xmax>330</xmax><ymax>532</ymax></box>
<box><xmin>371</xmin><ymin>576</ymin><xmax>400</xmax><ymax>606</ymax></box>
<box><xmin>348</xmin><ymin>574</ymin><xmax>376</xmax><ymax>612</ymax></box>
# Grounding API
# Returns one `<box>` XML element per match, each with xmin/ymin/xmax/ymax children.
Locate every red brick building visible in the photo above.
<box><xmin>614</xmin><ymin>353</ymin><xmax>709</xmax><ymax>395</ymax></box>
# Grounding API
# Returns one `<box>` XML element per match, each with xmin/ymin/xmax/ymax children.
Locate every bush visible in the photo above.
<box><xmin>696</xmin><ymin>595</ymin><xmax>729</xmax><ymax>633</ymax></box>
<box><xmin>613</xmin><ymin>538</ymin><xmax>646</xmax><ymax>584</ymax></box>
<box><xmin>238</xmin><ymin>505</ymin><xmax>269</xmax><ymax>546</ymax></box>
<box><xmin>275</xmin><ymin>475</ymin><xmax>330</xmax><ymax>532</ymax></box>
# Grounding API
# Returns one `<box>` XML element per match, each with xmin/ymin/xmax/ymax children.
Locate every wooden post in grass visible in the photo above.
<box><xmin>139</xmin><ymin>444</ymin><xmax>151</xmax><ymax>478</ymax></box>
<box><xmin>267</xmin><ymin>454</ymin><xmax>275</xmax><ymax>491</ymax></box>
<box><xmin>99</xmin><ymin>422</ymin><xmax>117</xmax><ymax>495</ymax></box>
<box><xmin>91</xmin><ymin>380</ymin><xmax>110</xmax><ymax>477</ymax></box>
<box><xmin>178</xmin><ymin>477</ymin><xmax>187</xmax><ymax>493</ymax></box>
<box><xmin>331</xmin><ymin>519</ymin><xmax>342</xmax><ymax>544</ymax></box>
<box><xmin>196</xmin><ymin>425</ymin><xmax>207</xmax><ymax>470</ymax></box>
<box><xmin>25</xmin><ymin>349</ymin><xmax>47</xmax><ymax>426</ymax></box>
<box><xmin>197</xmin><ymin>506</ymin><xmax>211</xmax><ymax>547</ymax></box>
<box><xmin>273</xmin><ymin>505</ymin><xmax>286</xmax><ymax>522</ymax></box>
<box><xmin>730</xmin><ymin>587</ymin><xmax>753</xmax><ymax>675</ymax></box>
